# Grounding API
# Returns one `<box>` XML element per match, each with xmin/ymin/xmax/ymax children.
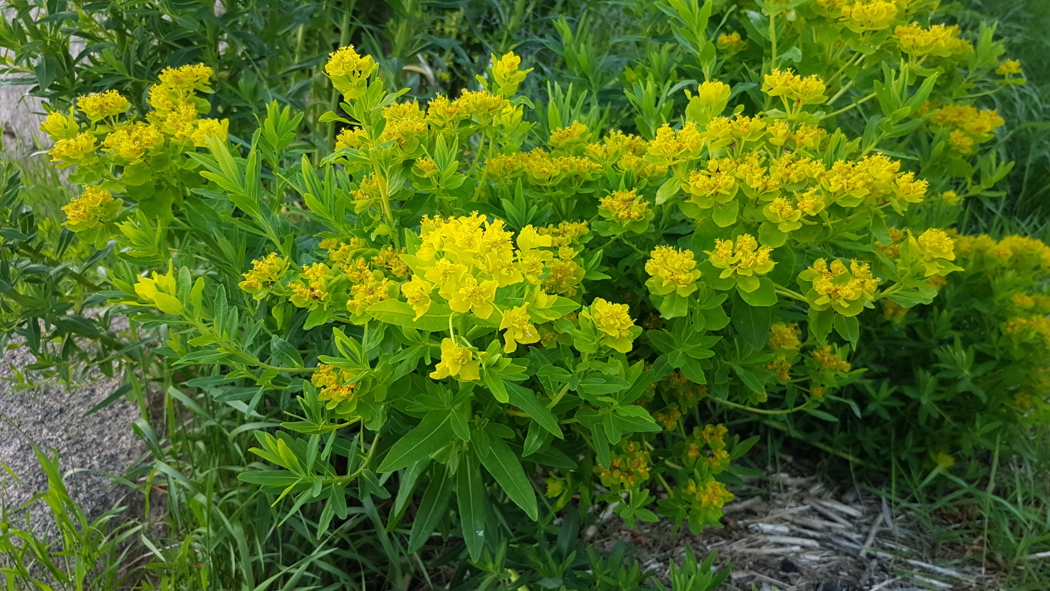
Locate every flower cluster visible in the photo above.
<box><xmin>894</xmin><ymin>23</ymin><xmax>973</xmax><ymax>58</ymax></box>
<box><xmin>645</xmin><ymin>246</ymin><xmax>702</xmax><ymax>297</ymax></box>
<box><xmin>924</xmin><ymin>104</ymin><xmax>1005</xmax><ymax>154</ymax></box>
<box><xmin>799</xmin><ymin>259</ymin><xmax>879</xmax><ymax>316</ymax></box>
<box><xmin>61</xmin><ymin>186</ymin><xmax>122</xmax><ymax>233</ymax></box>
<box><xmin>763</xmin><ymin>69</ymin><xmax>827</xmax><ymax>106</ymax></box>
<box><xmin>312</xmin><ymin>364</ymin><xmax>357</xmax><ymax>406</ymax></box>
<box><xmin>597</xmin><ymin>442</ymin><xmax>651</xmax><ymax>489</ymax></box>
<box><xmin>76</xmin><ymin>90</ymin><xmax>131</xmax><ymax>122</ymax></box>
<box><xmin>707</xmin><ymin>234</ymin><xmax>775</xmax><ymax>290</ymax></box>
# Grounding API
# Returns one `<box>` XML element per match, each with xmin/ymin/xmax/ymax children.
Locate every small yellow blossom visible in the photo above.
<box><xmin>401</xmin><ymin>275</ymin><xmax>434</xmax><ymax>319</ymax></box>
<box><xmin>76</xmin><ymin>90</ymin><xmax>131</xmax><ymax>122</ymax></box>
<box><xmin>800</xmin><ymin>258</ymin><xmax>879</xmax><ymax>316</ymax></box>
<box><xmin>430</xmin><ymin>338</ymin><xmax>480</xmax><ymax>381</ymax></box>
<box><xmin>645</xmin><ymin>246</ymin><xmax>702</xmax><ymax>296</ymax></box>
<box><xmin>62</xmin><ymin>186</ymin><xmax>122</xmax><ymax>232</ymax></box>
<box><xmin>239</xmin><ymin>253</ymin><xmax>288</xmax><ymax>298</ymax></box>
<box><xmin>39</xmin><ymin>109</ymin><xmax>79</xmax><ymax>141</ymax></box>
<box><xmin>49</xmin><ymin>132</ymin><xmax>97</xmax><ymax>166</ymax></box>
<box><xmin>191</xmin><ymin>118</ymin><xmax>229</xmax><ymax>147</ymax></box>
<box><xmin>448</xmin><ymin>275</ymin><xmax>499</xmax><ymax>319</ymax></box>
<box><xmin>997</xmin><ymin>59</ymin><xmax>1022</xmax><ymax>76</ymax></box>
<box><xmin>103</xmin><ymin>122</ymin><xmax>165</xmax><ymax>162</ymax></box>
<box><xmin>813</xmin><ymin>345</ymin><xmax>852</xmax><ymax>372</ymax></box>
<box><xmin>707</xmin><ymin>234</ymin><xmax>776</xmax><ymax>288</ymax></box>
<box><xmin>768</xmin><ymin>322</ymin><xmax>802</xmax><ymax>351</ymax></box>
<box><xmin>312</xmin><ymin>364</ymin><xmax>357</xmax><ymax>404</ymax></box>
<box><xmin>716</xmin><ymin>32</ymin><xmax>747</xmax><ymax>54</ymax></box>
<box><xmin>500</xmin><ymin>304</ymin><xmax>540</xmax><ymax>353</ymax></box>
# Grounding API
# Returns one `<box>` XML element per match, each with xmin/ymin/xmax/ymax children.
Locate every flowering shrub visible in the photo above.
<box><xmin>24</xmin><ymin>0</ymin><xmax>1049</xmax><ymax>579</ymax></box>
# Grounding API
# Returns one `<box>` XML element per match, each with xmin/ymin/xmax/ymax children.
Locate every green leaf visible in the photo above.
<box><xmin>737</xmin><ymin>277</ymin><xmax>777</xmax><ymax>307</ymax></box>
<box><xmin>367</xmin><ymin>299</ymin><xmax>452</xmax><ymax>332</ymax></box>
<box><xmin>506</xmin><ymin>383</ymin><xmax>562</xmax><ymax>438</ymax></box>
<box><xmin>408</xmin><ymin>466</ymin><xmax>453</xmax><ymax>552</ymax></box>
<box><xmin>656</xmin><ymin>177</ymin><xmax>682</xmax><ymax>205</ymax></box>
<box><xmin>833</xmin><ymin>314</ymin><xmax>860</xmax><ymax>344</ymax></box>
<box><xmin>378</xmin><ymin>412</ymin><xmax>455</xmax><ymax>473</ymax></box>
<box><xmin>457</xmin><ymin>451</ymin><xmax>486</xmax><ymax>561</ymax></box>
<box><xmin>270</xmin><ymin>336</ymin><xmax>303</xmax><ymax>369</ymax></box>
<box><xmin>731</xmin><ymin>293</ymin><xmax>771</xmax><ymax>350</ymax></box>
<box><xmin>477</xmin><ymin>429</ymin><xmax>538</xmax><ymax>520</ymax></box>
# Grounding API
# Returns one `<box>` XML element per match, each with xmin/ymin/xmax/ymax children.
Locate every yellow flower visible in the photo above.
<box><xmin>312</xmin><ymin>364</ymin><xmax>357</xmax><ymax>404</ymax></box>
<box><xmin>448</xmin><ymin>275</ymin><xmax>499</xmax><ymax>319</ymax></box>
<box><xmin>491</xmin><ymin>51</ymin><xmax>532</xmax><ymax>96</ymax></box>
<box><xmin>102</xmin><ymin>122</ymin><xmax>165</xmax><ymax>162</ymax></box>
<box><xmin>347</xmin><ymin>273</ymin><xmax>396</xmax><ymax>315</ymax></box>
<box><xmin>997</xmin><ymin>59</ymin><xmax>1022</xmax><ymax>76</ymax></box>
<box><xmin>599</xmin><ymin>188</ymin><xmax>652</xmax><ymax>224</ymax></box>
<box><xmin>239</xmin><ymin>253</ymin><xmax>288</xmax><ymax>298</ymax></box>
<box><xmin>76</xmin><ymin>90</ymin><xmax>131</xmax><ymax>122</ymax></box>
<box><xmin>917</xmin><ymin>228</ymin><xmax>955</xmax><ymax>260</ymax></box>
<box><xmin>191</xmin><ymin>118</ymin><xmax>229</xmax><ymax>148</ymax></box>
<box><xmin>840</xmin><ymin>0</ymin><xmax>898</xmax><ymax>32</ymax></box>
<box><xmin>325</xmin><ymin>45</ymin><xmax>376</xmax><ymax>78</ymax></box>
<box><xmin>62</xmin><ymin>186</ymin><xmax>122</xmax><ymax>232</ymax></box>
<box><xmin>800</xmin><ymin>258</ymin><xmax>879</xmax><ymax>316</ymax></box>
<box><xmin>707</xmin><ymin>234</ymin><xmax>776</xmax><ymax>283</ymax></box>
<box><xmin>647</xmin><ymin>122</ymin><xmax>704</xmax><ymax>165</ymax></box>
<box><xmin>289</xmin><ymin>263</ymin><xmax>332</xmax><ymax>309</ymax></box>
<box><xmin>813</xmin><ymin>345</ymin><xmax>852</xmax><ymax>372</ymax></box>
<box><xmin>716</xmin><ymin>32</ymin><xmax>747</xmax><ymax>54</ymax></box>
<box><xmin>39</xmin><ymin>109</ymin><xmax>79</xmax><ymax>141</ymax></box>
<box><xmin>325</xmin><ymin>45</ymin><xmax>377</xmax><ymax>99</ymax></box>
<box><xmin>586</xmin><ymin>297</ymin><xmax>637</xmax><ymax>353</ymax></box>
<box><xmin>597</xmin><ymin>442</ymin><xmax>651</xmax><ymax>489</ymax></box>
<box><xmin>685</xmin><ymin>479</ymin><xmax>734</xmax><ymax>511</ymax></box>
<box><xmin>517</xmin><ymin>224</ymin><xmax>553</xmax><ymax>252</ymax></box>
<box><xmin>550</xmin><ymin>121</ymin><xmax>591</xmax><ymax>153</ymax></box>
<box><xmin>430</xmin><ymin>338</ymin><xmax>480</xmax><ymax>381</ymax></box>
<box><xmin>49</xmin><ymin>132</ymin><xmax>97</xmax><ymax>165</ymax></box>
<box><xmin>401</xmin><ymin>276</ymin><xmax>434</xmax><ymax>319</ymax></box>
<box><xmin>157</xmin><ymin>64</ymin><xmax>214</xmax><ymax>90</ymax></box>
<box><xmin>645</xmin><ymin>246</ymin><xmax>701</xmax><ymax>297</ymax></box>
<box><xmin>500</xmin><ymin>304</ymin><xmax>540</xmax><ymax>353</ymax></box>
<box><xmin>894</xmin><ymin>23</ymin><xmax>972</xmax><ymax>58</ymax></box>
<box><xmin>763</xmin><ymin>68</ymin><xmax>827</xmax><ymax>105</ymax></box>
<box><xmin>697</xmin><ymin>80</ymin><xmax>731</xmax><ymax>109</ymax></box>
<box><xmin>768</xmin><ymin>322</ymin><xmax>801</xmax><ymax>351</ymax></box>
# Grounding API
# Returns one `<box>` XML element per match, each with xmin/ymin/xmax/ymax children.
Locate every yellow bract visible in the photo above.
<box><xmin>708</xmin><ymin>234</ymin><xmax>775</xmax><ymax>278</ymax></box>
<box><xmin>645</xmin><ymin>246</ymin><xmax>702</xmax><ymax>297</ymax></box>
<box><xmin>499</xmin><ymin>304</ymin><xmax>540</xmax><ymax>353</ymax></box>
<box><xmin>430</xmin><ymin>338</ymin><xmax>480</xmax><ymax>381</ymax></box>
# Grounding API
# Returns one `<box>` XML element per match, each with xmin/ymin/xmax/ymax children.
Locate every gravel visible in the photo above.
<box><xmin>0</xmin><ymin>341</ymin><xmax>145</xmax><ymax>530</ymax></box>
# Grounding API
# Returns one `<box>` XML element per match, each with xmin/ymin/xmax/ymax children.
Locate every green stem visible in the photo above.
<box><xmin>775</xmin><ymin>287</ymin><xmax>807</xmax><ymax>303</ymax></box>
<box><xmin>710</xmin><ymin>397</ymin><xmax>810</xmax><ymax>416</ymax></box>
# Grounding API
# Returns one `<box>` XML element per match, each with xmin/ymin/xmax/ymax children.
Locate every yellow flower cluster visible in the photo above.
<box><xmin>763</xmin><ymin>69</ymin><xmax>827</xmax><ymax>106</ymax></box>
<box><xmin>1003</xmin><ymin>316</ymin><xmax>1050</xmax><ymax>349</ymax></box>
<box><xmin>894</xmin><ymin>23</ymin><xmax>972</xmax><ymax>58</ymax></box>
<box><xmin>499</xmin><ymin>304</ymin><xmax>540</xmax><ymax>353</ymax></box>
<box><xmin>347</xmin><ymin>271</ymin><xmax>397</xmax><ymax>315</ymax></box>
<box><xmin>840</xmin><ymin>0</ymin><xmax>898</xmax><ymax>32</ymax></box>
<box><xmin>239</xmin><ymin>253</ymin><xmax>288</xmax><ymax>298</ymax></box>
<box><xmin>655</xmin><ymin>406</ymin><xmax>683</xmax><ymax>430</ymax></box>
<box><xmin>484</xmin><ymin>148</ymin><xmax>604</xmax><ymax>189</ymax></box>
<box><xmin>311</xmin><ymin>364</ymin><xmax>357</xmax><ymax>404</ymax></box>
<box><xmin>62</xmin><ymin>186</ymin><xmax>121</xmax><ymax>231</ymax></box>
<box><xmin>431</xmin><ymin>338</ymin><xmax>480</xmax><ymax>381</ymax></box>
<box><xmin>925</xmin><ymin>104</ymin><xmax>1005</xmax><ymax>154</ymax></box>
<box><xmin>76</xmin><ymin>90</ymin><xmax>131</xmax><ymax>122</ymax></box>
<box><xmin>325</xmin><ymin>45</ymin><xmax>378</xmax><ymax>100</ymax></box>
<box><xmin>813</xmin><ymin>345</ymin><xmax>852</xmax><ymax>372</ymax></box>
<box><xmin>648</xmin><ymin>122</ymin><xmax>705</xmax><ymax>165</ymax></box>
<box><xmin>997</xmin><ymin>59</ymin><xmax>1022</xmax><ymax>76</ymax></box>
<box><xmin>147</xmin><ymin>64</ymin><xmax>225</xmax><ymax>144</ymax></box>
<box><xmin>716</xmin><ymin>32</ymin><xmax>747</xmax><ymax>54</ymax></box>
<box><xmin>40</xmin><ymin>109</ymin><xmax>79</xmax><ymax>141</ymax></box>
<box><xmin>599</xmin><ymin>189</ymin><xmax>651</xmax><ymax>224</ymax></box>
<box><xmin>682</xmin><ymin>479</ymin><xmax>734</xmax><ymax>511</ymax></box>
<box><xmin>597</xmin><ymin>442</ymin><xmax>651</xmax><ymax>489</ymax></box>
<box><xmin>802</xmin><ymin>258</ymin><xmax>880</xmax><ymax>316</ymax></box>
<box><xmin>954</xmin><ymin>234</ymin><xmax>1050</xmax><ymax>272</ymax></box>
<box><xmin>707</xmin><ymin>234</ymin><xmax>776</xmax><ymax>280</ymax></box>
<box><xmin>49</xmin><ymin>132</ymin><xmax>97</xmax><ymax>166</ymax></box>
<box><xmin>588</xmin><ymin>300</ymin><xmax>634</xmax><ymax>346</ymax></box>
<box><xmin>549</xmin><ymin>121</ymin><xmax>592</xmax><ymax>153</ymax></box>
<box><xmin>289</xmin><ymin>263</ymin><xmax>333</xmax><ymax>309</ymax></box>
<box><xmin>378</xmin><ymin>102</ymin><xmax>428</xmax><ymax>148</ymax></box>
<box><xmin>822</xmin><ymin>153</ymin><xmax>927</xmax><ymax>209</ymax></box>
<box><xmin>645</xmin><ymin>246</ymin><xmax>702</xmax><ymax>297</ymax></box>
<box><xmin>490</xmin><ymin>51</ymin><xmax>531</xmax><ymax>96</ymax></box>
<box><xmin>102</xmin><ymin>122</ymin><xmax>165</xmax><ymax>163</ymax></box>
<box><xmin>915</xmin><ymin>228</ymin><xmax>957</xmax><ymax>275</ymax></box>
<box><xmin>769</xmin><ymin>322</ymin><xmax>802</xmax><ymax>351</ymax></box>
<box><xmin>1011</xmin><ymin>293</ymin><xmax>1050</xmax><ymax>314</ymax></box>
